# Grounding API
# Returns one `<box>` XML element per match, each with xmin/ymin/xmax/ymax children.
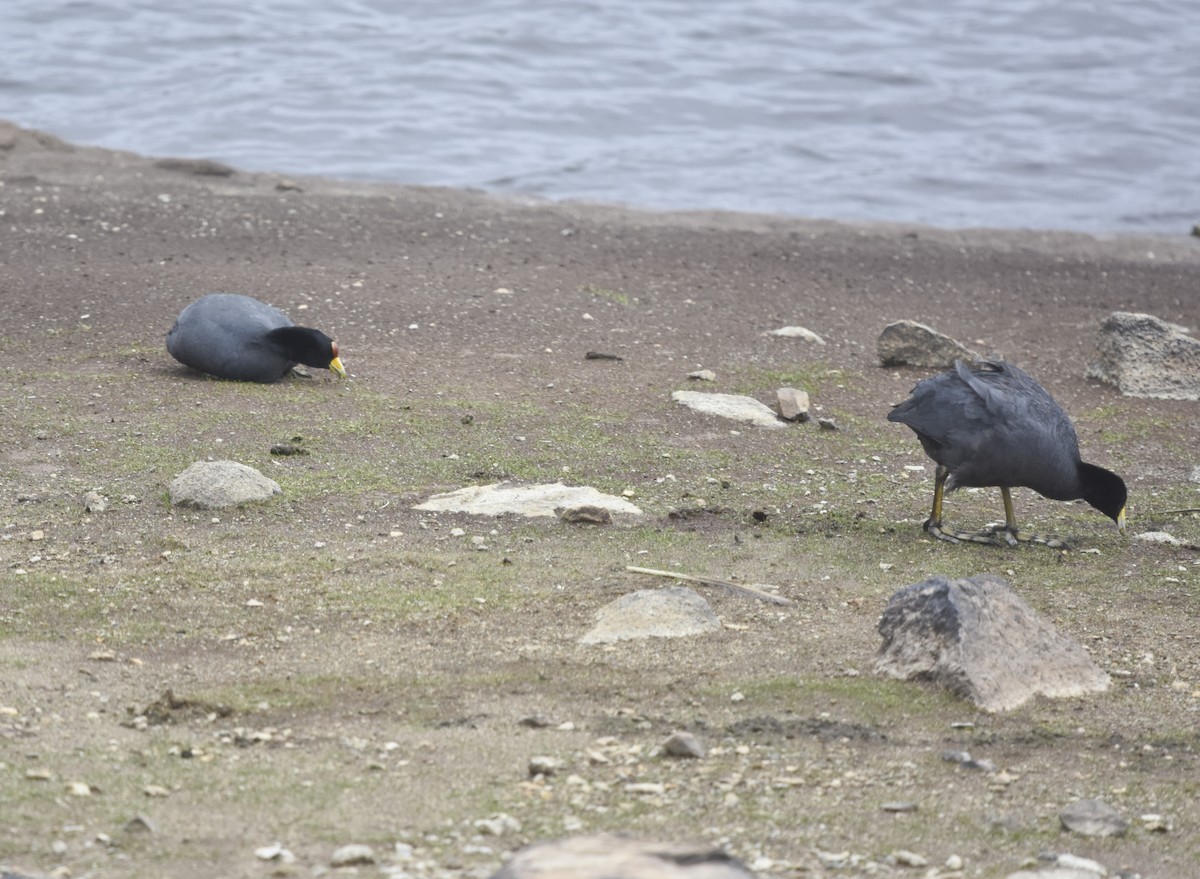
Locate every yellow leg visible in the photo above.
<box><xmin>922</xmin><ymin>471</ymin><xmax>1070</xmax><ymax>549</ymax></box>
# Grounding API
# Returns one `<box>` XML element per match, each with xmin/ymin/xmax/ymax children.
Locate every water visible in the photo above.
<box><xmin>3</xmin><ymin>0</ymin><xmax>1198</xmax><ymax>233</ymax></box>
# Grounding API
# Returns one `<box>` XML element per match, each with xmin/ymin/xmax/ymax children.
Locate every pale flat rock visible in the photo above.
<box><xmin>168</xmin><ymin>461</ymin><xmax>282</xmax><ymax>509</ymax></box>
<box><xmin>1088</xmin><ymin>311</ymin><xmax>1200</xmax><ymax>400</ymax></box>
<box><xmin>1060</xmin><ymin>798</ymin><xmax>1128</xmax><ymax>837</ymax></box>
<box><xmin>876</xmin><ymin>574</ymin><xmax>1110</xmax><ymax>712</ymax></box>
<box><xmin>490</xmin><ymin>833</ymin><xmax>755</xmax><ymax>879</ymax></box>
<box><xmin>415</xmin><ymin>482</ymin><xmax>642</xmax><ymax>518</ymax></box>
<box><xmin>878</xmin><ymin>320</ymin><xmax>979</xmax><ymax>368</ymax></box>
<box><xmin>1005</xmin><ymin>869</ymin><xmax>1104</xmax><ymax>879</ymax></box>
<box><xmin>580</xmin><ymin>587</ymin><xmax>720</xmax><ymax>644</ymax></box>
<box><xmin>671</xmin><ymin>391</ymin><xmax>785</xmax><ymax>429</ymax></box>
<box><xmin>765</xmin><ymin>325</ymin><xmax>826</xmax><ymax>344</ymax></box>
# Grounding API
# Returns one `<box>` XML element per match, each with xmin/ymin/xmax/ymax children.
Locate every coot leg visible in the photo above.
<box><xmin>923</xmin><ymin>466</ymin><xmax>1003</xmax><ymax>546</ymax></box>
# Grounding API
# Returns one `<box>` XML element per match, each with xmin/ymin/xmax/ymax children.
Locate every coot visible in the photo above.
<box><xmin>166</xmin><ymin>293</ymin><xmax>346</xmax><ymax>383</ymax></box>
<box><xmin>888</xmin><ymin>359</ymin><xmax>1126</xmax><ymax>547</ymax></box>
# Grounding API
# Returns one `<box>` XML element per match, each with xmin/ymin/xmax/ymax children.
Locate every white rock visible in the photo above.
<box><xmin>1134</xmin><ymin>530</ymin><xmax>1182</xmax><ymax>545</ymax></box>
<box><xmin>415</xmin><ymin>482</ymin><xmax>642</xmax><ymax>518</ymax></box>
<box><xmin>255</xmin><ymin>844</ymin><xmax>295</xmax><ymax>863</ymax></box>
<box><xmin>671</xmin><ymin>391</ymin><xmax>785</xmax><ymax>429</ymax></box>
<box><xmin>580</xmin><ymin>587</ymin><xmax>721</xmax><ymax>644</ymax></box>
<box><xmin>766</xmin><ymin>325</ymin><xmax>826</xmax><ymax>344</ymax></box>
<box><xmin>330</xmin><ymin>843</ymin><xmax>376</xmax><ymax>867</ymax></box>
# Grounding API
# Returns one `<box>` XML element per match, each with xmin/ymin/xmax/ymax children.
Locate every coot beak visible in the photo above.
<box><xmin>1116</xmin><ymin>506</ymin><xmax>1126</xmax><ymax>534</ymax></box>
<box><xmin>329</xmin><ymin>355</ymin><xmax>347</xmax><ymax>379</ymax></box>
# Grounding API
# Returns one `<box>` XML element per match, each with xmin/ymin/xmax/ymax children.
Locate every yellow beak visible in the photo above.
<box><xmin>329</xmin><ymin>356</ymin><xmax>347</xmax><ymax>379</ymax></box>
<box><xmin>1116</xmin><ymin>506</ymin><xmax>1126</xmax><ymax>534</ymax></box>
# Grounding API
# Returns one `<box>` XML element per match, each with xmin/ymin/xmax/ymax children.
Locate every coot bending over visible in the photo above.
<box><xmin>167</xmin><ymin>293</ymin><xmax>346</xmax><ymax>383</ymax></box>
<box><xmin>887</xmin><ymin>359</ymin><xmax>1126</xmax><ymax>548</ymax></box>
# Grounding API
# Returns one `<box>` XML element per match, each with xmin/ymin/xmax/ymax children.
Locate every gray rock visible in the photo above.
<box><xmin>489</xmin><ymin>834</ymin><xmax>756</xmax><ymax>879</ymax></box>
<box><xmin>776</xmin><ymin>387</ymin><xmax>811</xmax><ymax>421</ymax></box>
<box><xmin>82</xmin><ymin>491</ymin><xmax>108</xmax><ymax>513</ymax></box>
<box><xmin>662</xmin><ymin>731</ymin><xmax>705</xmax><ymax>759</ymax></box>
<box><xmin>557</xmin><ymin>505</ymin><xmax>613</xmax><ymax>525</ymax></box>
<box><xmin>580</xmin><ymin>587</ymin><xmax>721</xmax><ymax>644</ymax></box>
<box><xmin>1060</xmin><ymin>798</ymin><xmax>1128</xmax><ymax>837</ymax></box>
<box><xmin>878</xmin><ymin>320</ymin><xmax>979</xmax><ymax>368</ymax></box>
<box><xmin>1191</xmin><ymin>465</ymin><xmax>1200</xmax><ymax>484</ymax></box>
<box><xmin>168</xmin><ymin>461</ymin><xmax>282</xmax><ymax>509</ymax></box>
<box><xmin>415</xmin><ymin>482</ymin><xmax>642</xmax><ymax>518</ymax></box>
<box><xmin>671</xmin><ymin>391</ymin><xmax>786</xmax><ymax>429</ymax></box>
<box><xmin>876</xmin><ymin>574</ymin><xmax>1110</xmax><ymax>712</ymax></box>
<box><xmin>1088</xmin><ymin>311</ymin><xmax>1200</xmax><ymax>400</ymax></box>
<box><xmin>123</xmin><ymin>814</ymin><xmax>156</xmax><ymax>835</ymax></box>
<box><xmin>687</xmin><ymin>369</ymin><xmax>717</xmax><ymax>382</ymax></box>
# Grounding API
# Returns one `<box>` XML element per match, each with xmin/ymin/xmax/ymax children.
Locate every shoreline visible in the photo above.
<box><xmin>4</xmin><ymin>119</ymin><xmax>1198</xmax><ymax>267</ymax></box>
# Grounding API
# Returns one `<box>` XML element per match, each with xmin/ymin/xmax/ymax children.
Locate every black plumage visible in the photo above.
<box><xmin>888</xmin><ymin>359</ymin><xmax>1126</xmax><ymax>547</ymax></box>
<box><xmin>166</xmin><ymin>293</ymin><xmax>346</xmax><ymax>383</ymax></box>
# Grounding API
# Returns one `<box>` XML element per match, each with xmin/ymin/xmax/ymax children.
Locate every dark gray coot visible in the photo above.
<box><xmin>166</xmin><ymin>293</ymin><xmax>347</xmax><ymax>383</ymax></box>
<box><xmin>888</xmin><ymin>359</ymin><xmax>1126</xmax><ymax>547</ymax></box>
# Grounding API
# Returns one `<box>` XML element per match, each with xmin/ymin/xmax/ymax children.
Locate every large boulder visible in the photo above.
<box><xmin>490</xmin><ymin>834</ymin><xmax>755</xmax><ymax>879</ymax></box>
<box><xmin>877</xmin><ymin>320</ymin><xmax>979</xmax><ymax>368</ymax></box>
<box><xmin>876</xmin><ymin>574</ymin><xmax>1109</xmax><ymax>712</ymax></box>
<box><xmin>1088</xmin><ymin>311</ymin><xmax>1200</xmax><ymax>400</ymax></box>
<box><xmin>168</xmin><ymin>460</ymin><xmax>282</xmax><ymax>509</ymax></box>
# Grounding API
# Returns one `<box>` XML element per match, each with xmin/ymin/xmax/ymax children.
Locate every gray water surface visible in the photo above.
<box><xmin>3</xmin><ymin>0</ymin><xmax>1198</xmax><ymax>233</ymax></box>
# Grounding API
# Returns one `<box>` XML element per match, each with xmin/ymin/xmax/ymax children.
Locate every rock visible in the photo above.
<box><xmin>255</xmin><ymin>843</ymin><xmax>295</xmax><ymax>863</ymax></box>
<box><xmin>330</xmin><ymin>843</ymin><xmax>375</xmax><ymax>867</ymax></box>
<box><xmin>892</xmin><ymin>850</ymin><xmax>928</xmax><ymax>867</ymax></box>
<box><xmin>82</xmin><ymin>491</ymin><xmax>108</xmax><ymax>513</ymax></box>
<box><xmin>671</xmin><ymin>391</ymin><xmax>785</xmax><ymax>429</ymax></box>
<box><xmin>557</xmin><ymin>505</ymin><xmax>613</xmax><ymax>525</ymax></box>
<box><xmin>1191</xmin><ymin>465</ymin><xmax>1200</xmax><ymax>483</ymax></box>
<box><xmin>123</xmin><ymin>814</ymin><xmax>156</xmax><ymax>835</ymax></box>
<box><xmin>415</xmin><ymin>482</ymin><xmax>643</xmax><ymax>518</ymax></box>
<box><xmin>880</xmin><ymin>801</ymin><xmax>918</xmax><ymax>813</ymax></box>
<box><xmin>1053</xmin><ymin>854</ymin><xmax>1108</xmax><ymax>875</ymax></box>
<box><xmin>168</xmin><ymin>460</ymin><xmax>282</xmax><ymax>509</ymax></box>
<box><xmin>766</xmin><ymin>325</ymin><xmax>826</xmax><ymax>344</ymax></box>
<box><xmin>687</xmin><ymin>369</ymin><xmax>717</xmax><ymax>382</ymax></box>
<box><xmin>662</xmin><ymin>731</ymin><xmax>705</xmax><ymax>759</ymax></box>
<box><xmin>1088</xmin><ymin>311</ymin><xmax>1200</xmax><ymax>400</ymax></box>
<box><xmin>877</xmin><ymin>320</ymin><xmax>979</xmax><ymax>368</ymax></box>
<box><xmin>1133</xmin><ymin>530</ymin><xmax>1183</xmax><ymax>546</ymax></box>
<box><xmin>876</xmin><ymin>574</ymin><xmax>1110</xmax><ymax>712</ymax></box>
<box><xmin>529</xmin><ymin>756</ymin><xmax>563</xmax><ymax>777</ymax></box>
<box><xmin>816</xmin><ymin>417</ymin><xmax>838</xmax><ymax>431</ymax></box>
<box><xmin>1059</xmin><ymin>798</ymin><xmax>1128</xmax><ymax>837</ymax></box>
<box><xmin>580</xmin><ymin>587</ymin><xmax>721</xmax><ymax>644</ymax></box>
<box><xmin>489</xmin><ymin>834</ymin><xmax>756</xmax><ymax>879</ymax></box>
<box><xmin>1005</xmin><ymin>868</ymin><xmax>1103</xmax><ymax>879</ymax></box>
<box><xmin>475</xmin><ymin>813</ymin><xmax>522</xmax><ymax>836</ymax></box>
<box><xmin>776</xmin><ymin>387</ymin><xmax>810</xmax><ymax>421</ymax></box>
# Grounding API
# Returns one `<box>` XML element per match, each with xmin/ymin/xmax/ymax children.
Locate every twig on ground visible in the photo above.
<box><xmin>625</xmin><ymin>565</ymin><xmax>796</xmax><ymax>606</ymax></box>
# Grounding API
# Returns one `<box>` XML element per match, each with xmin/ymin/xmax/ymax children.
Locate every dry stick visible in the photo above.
<box><xmin>1149</xmin><ymin>508</ymin><xmax>1200</xmax><ymax>515</ymax></box>
<box><xmin>625</xmin><ymin>565</ymin><xmax>795</xmax><ymax>606</ymax></box>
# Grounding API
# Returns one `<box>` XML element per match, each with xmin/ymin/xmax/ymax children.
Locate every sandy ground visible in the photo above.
<box><xmin>2</xmin><ymin>119</ymin><xmax>1199</xmax><ymax>879</ymax></box>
